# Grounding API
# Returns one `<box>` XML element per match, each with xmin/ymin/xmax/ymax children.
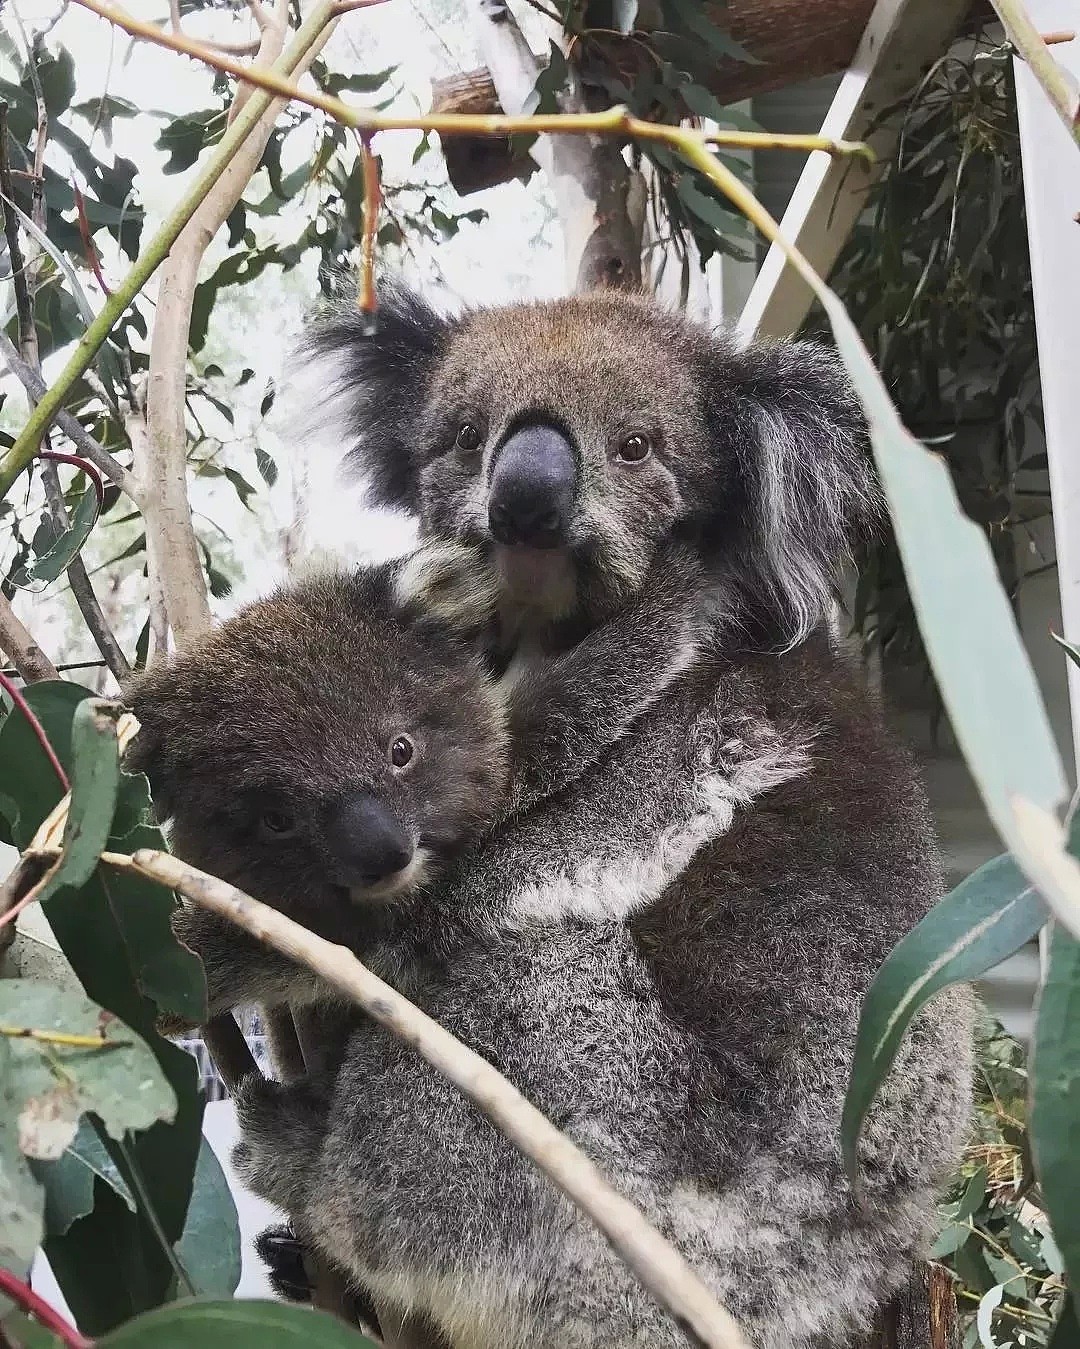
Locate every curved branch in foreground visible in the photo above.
<box><xmin>76</xmin><ymin>845</ymin><xmax>749</xmax><ymax>1349</ymax></box>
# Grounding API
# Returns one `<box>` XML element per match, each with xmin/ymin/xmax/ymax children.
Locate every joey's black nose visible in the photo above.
<box><xmin>488</xmin><ymin>423</ymin><xmax>577</xmax><ymax>549</ymax></box>
<box><xmin>323</xmin><ymin>792</ymin><xmax>412</xmax><ymax>885</ymax></box>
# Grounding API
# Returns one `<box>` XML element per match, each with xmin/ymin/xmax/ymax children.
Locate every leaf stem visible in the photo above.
<box><xmin>109</xmin><ymin>1132</ymin><xmax>197</xmax><ymax>1298</ymax></box>
<box><xmin>0</xmin><ymin>1265</ymin><xmax>94</xmax><ymax>1349</ymax></box>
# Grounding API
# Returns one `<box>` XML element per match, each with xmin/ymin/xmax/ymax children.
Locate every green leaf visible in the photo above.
<box><xmin>929</xmin><ymin>1222</ymin><xmax>971</xmax><ymax>1258</ymax></box>
<box><xmin>976</xmin><ymin>1283</ymin><xmax>1004</xmax><ymax>1349</ymax></box>
<box><xmin>0</xmin><ymin>1038</ymin><xmax>44</xmax><ymax>1279</ymax></box>
<box><xmin>841</xmin><ymin>854</ymin><xmax>1045</xmax><ymax>1179</ymax></box>
<box><xmin>100</xmin><ymin>1299</ymin><xmax>382</xmax><ymax>1347</ymax></box>
<box><xmin>817</xmin><ymin>282</ymin><xmax>1074</xmax><ymax>926</ymax></box>
<box><xmin>255</xmin><ymin>447</ymin><xmax>278</xmax><ymax>488</ymax></box>
<box><xmin>0</xmin><ymin>1310</ymin><xmax>59</xmax><ymax>1346</ymax></box>
<box><xmin>174</xmin><ymin>1139</ymin><xmax>240</xmax><ymax>1297</ymax></box>
<box><xmin>0</xmin><ymin>683</ymin><xmax>206</xmax><ymax>1328</ymax></box>
<box><xmin>155</xmin><ymin>109</ymin><xmax>226</xmax><ymax>174</ymax></box>
<box><xmin>40</xmin><ymin>699</ymin><xmax>121</xmax><ymax>905</ymax></box>
<box><xmin>0</xmin><ymin>980</ymin><xmax>176</xmax><ymax>1159</ymax></box>
<box><xmin>35</xmin><ymin>1118</ymin><xmax>134</xmax><ymax>1237</ymax></box>
<box><xmin>1051</xmin><ymin>630</ymin><xmax>1080</xmax><ymax>671</ymax></box>
<box><xmin>663</xmin><ymin>0</ymin><xmax>761</xmax><ymax>63</ymax></box>
<box><xmin>1031</xmin><ymin>921</ymin><xmax>1080</xmax><ymax>1324</ymax></box>
<box><xmin>9</xmin><ymin>482</ymin><xmax>100</xmax><ymax>591</ymax></box>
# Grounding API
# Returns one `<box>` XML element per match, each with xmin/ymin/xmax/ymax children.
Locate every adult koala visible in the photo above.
<box><xmin>249</xmin><ymin>285</ymin><xmax>972</xmax><ymax>1348</ymax></box>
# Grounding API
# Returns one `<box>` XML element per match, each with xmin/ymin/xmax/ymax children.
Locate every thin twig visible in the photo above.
<box><xmin>0</xmin><ymin>593</ymin><xmax>58</xmax><ymax>681</ymax></box>
<box><xmin>0</xmin><ymin>334</ymin><xmax>137</xmax><ymax>496</ymax></box>
<box><xmin>0</xmin><ymin>103</ymin><xmax>37</xmax><ymax>367</ymax></box>
<box><xmin>66</xmin><ymin>0</ymin><xmax>875</xmax><ymax>163</ymax></box>
<box><xmin>80</xmin><ymin>845</ymin><xmax>750</xmax><ymax>1349</ymax></box>
<box><xmin>358</xmin><ymin>134</ymin><xmax>380</xmax><ymax>316</ymax></box>
<box><xmin>39</xmin><ymin>458</ymin><xmax>132</xmax><ymax>684</ymax></box>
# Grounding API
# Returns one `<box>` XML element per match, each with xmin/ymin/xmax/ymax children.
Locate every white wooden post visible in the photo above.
<box><xmin>736</xmin><ymin>0</ymin><xmax>972</xmax><ymax>342</ymax></box>
<box><xmin>1014</xmin><ymin>20</ymin><xmax>1080</xmax><ymax>769</ymax></box>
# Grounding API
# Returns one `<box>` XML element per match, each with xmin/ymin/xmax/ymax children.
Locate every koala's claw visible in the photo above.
<box><xmin>255</xmin><ymin>1223</ymin><xmax>314</xmax><ymax>1303</ymax></box>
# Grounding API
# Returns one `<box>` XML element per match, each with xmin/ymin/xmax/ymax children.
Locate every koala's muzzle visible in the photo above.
<box><xmin>323</xmin><ymin>791</ymin><xmax>413</xmax><ymax>885</ymax></box>
<box><xmin>488</xmin><ymin>423</ymin><xmax>577</xmax><ymax>549</ymax></box>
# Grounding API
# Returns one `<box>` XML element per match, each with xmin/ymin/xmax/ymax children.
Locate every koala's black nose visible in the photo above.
<box><xmin>488</xmin><ymin>423</ymin><xmax>577</xmax><ymax>549</ymax></box>
<box><xmin>323</xmin><ymin>792</ymin><xmax>412</xmax><ymax>885</ymax></box>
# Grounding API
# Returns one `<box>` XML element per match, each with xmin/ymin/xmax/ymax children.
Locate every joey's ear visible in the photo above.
<box><xmin>120</xmin><ymin>670</ymin><xmax>183</xmax><ymax>820</ymax></box>
<box><xmin>391</xmin><ymin>541</ymin><xmax>499</xmax><ymax>637</ymax></box>
<box><xmin>725</xmin><ymin>338</ymin><xmax>882</xmax><ymax>645</ymax></box>
<box><xmin>298</xmin><ymin>277</ymin><xmax>453</xmax><ymax>514</ymax></box>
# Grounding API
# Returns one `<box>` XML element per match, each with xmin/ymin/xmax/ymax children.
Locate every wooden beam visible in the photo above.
<box><xmin>1013</xmin><ymin>15</ymin><xmax>1080</xmax><ymax>765</ymax></box>
<box><xmin>735</xmin><ymin>0</ymin><xmax>973</xmax><ymax>341</ymax></box>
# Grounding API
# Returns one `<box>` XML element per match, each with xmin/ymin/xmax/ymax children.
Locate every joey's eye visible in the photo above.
<box><xmin>260</xmin><ymin>809</ymin><xmax>296</xmax><ymax>837</ymax></box>
<box><xmin>455</xmin><ymin>422</ymin><xmax>481</xmax><ymax>454</ymax></box>
<box><xmin>618</xmin><ymin>433</ymin><xmax>652</xmax><ymax>463</ymax></box>
<box><xmin>389</xmin><ymin>734</ymin><xmax>415</xmax><ymax>769</ymax></box>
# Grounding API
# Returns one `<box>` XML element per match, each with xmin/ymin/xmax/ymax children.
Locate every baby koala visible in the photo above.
<box><xmin>125</xmin><ymin>540</ymin><xmax>707</xmax><ymax>1025</ymax></box>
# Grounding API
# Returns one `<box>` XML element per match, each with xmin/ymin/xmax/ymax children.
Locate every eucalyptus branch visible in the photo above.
<box><xmin>0</xmin><ymin>333</ymin><xmax>138</xmax><ymax>498</ymax></box>
<box><xmin>992</xmin><ymin>0</ymin><xmax>1080</xmax><ymax>141</ymax></box>
<box><xmin>0</xmin><ymin>0</ymin><xmax>344</xmax><ymax>500</ymax></box>
<box><xmin>52</xmin><ymin>844</ymin><xmax>746</xmax><ymax>1349</ymax></box>
<box><xmin>0</xmin><ymin>593</ymin><xmax>58</xmax><ymax>682</ymax></box>
<box><xmin>138</xmin><ymin>0</ymin><xmax>299</xmax><ymax>650</ymax></box>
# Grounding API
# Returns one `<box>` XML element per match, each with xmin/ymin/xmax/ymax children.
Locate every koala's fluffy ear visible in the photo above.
<box><xmin>391</xmin><ymin>541</ymin><xmax>499</xmax><ymax>638</ymax></box>
<box><xmin>720</xmin><ymin>338</ymin><xmax>883</xmax><ymax>646</ymax></box>
<box><xmin>298</xmin><ymin>278</ymin><xmax>453</xmax><ymax>513</ymax></box>
<box><xmin>120</xmin><ymin>666</ymin><xmax>191</xmax><ymax>821</ymax></box>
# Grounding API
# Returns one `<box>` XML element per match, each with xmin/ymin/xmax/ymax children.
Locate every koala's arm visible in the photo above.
<box><xmin>499</xmin><ymin>543</ymin><xmax>708</xmax><ymax>819</ymax></box>
<box><xmin>162</xmin><ymin>904</ymin><xmax>339</xmax><ymax>1033</ymax></box>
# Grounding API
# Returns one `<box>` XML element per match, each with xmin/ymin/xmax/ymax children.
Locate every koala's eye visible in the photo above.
<box><xmin>455</xmin><ymin>422</ymin><xmax>481</xmax><ymax>454</ymax></box>
<box><xmin>260</xmin><ymin>809</ymin><xmax>297</xmax><ymax>838</ymax></box>
<box><xmin>618</xmin><ymin>433</ymin><xmax>652</xmax><ymax>464</ymax></box>
<box><xmin>389</xmin><ymin>734</ymin><xmax>415</xmax><ymax>769</ymax></box>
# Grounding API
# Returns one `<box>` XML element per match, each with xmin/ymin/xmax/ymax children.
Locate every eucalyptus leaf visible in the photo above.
<box><xmin>0</xmin><ymin>1037</ymin><xmax>44</xmax><ymax>1280</ymax></box>
<box><xmin>35</xmin><ymin>699</ymin><xmax>121</xmax><ymax>907</ymax></box>
<box><xmin>0</xmin><ymin>979</ymin><xmax>176</xmax><ymax>1160</ymax></box>
<box><xmin>9</xmin><ymin>483</ymin><xmax>100</xmax><ymax>591</ymax></box>
<box><xmin>35</xmin><ymin>1117</ymin><xmax>134</xmax><ymax>1237</ymax></box>
<box><xmin>841</xmin><ymin>854</ymin><xmax>1045</xmax><ymax>1179</ymax></box>
<box><xmin>100</xmin><ymin>1299</ymin><xmax>381</xmax><ymax>1347</ymax></box>
<box><xmin>1031</xmin><ymin>922</ymin><xmax>1080</xmax><ymax>1323</ymax></box>
<box><xmin>174</xmin><ymin>1138</ymin><xmax>241</xmax><ymax>1297</ymax></box>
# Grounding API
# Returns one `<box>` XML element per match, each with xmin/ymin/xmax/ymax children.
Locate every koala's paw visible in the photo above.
<box><xmin>393</xmin><ymin>541</ymin><xmax>498</xmax><ymax>634</ymax></box>
<box><xmin>155</xmin><ymin>1009</ymin><xmax>197</xmax><ymax>1040</ymax></box>
<box><xmin>254</xmin><ymin>1223</ymin><xmax>314</xmax><ymax>1303</ymax></box>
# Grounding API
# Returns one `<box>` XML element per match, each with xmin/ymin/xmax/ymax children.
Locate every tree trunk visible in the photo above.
<box><xmin>862</xmin><ymin>1263</ymin><xmax>959</xmax><ymax>1349</ymax></box>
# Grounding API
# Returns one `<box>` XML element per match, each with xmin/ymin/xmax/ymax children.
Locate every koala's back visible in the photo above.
<box><xmin>300</xmin><ymin>641</ymin><xmax>971</xmax><ymax>1349</ymax></box>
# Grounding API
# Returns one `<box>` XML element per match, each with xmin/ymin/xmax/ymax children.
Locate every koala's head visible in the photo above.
<box><xmin>301</xmin><ymin>282</ymin><xmax>880</xmax><ymax>648</ymax></box>
<box><xmin>123</xmin><ymin>546</ymin><xmax>508</xmax><ymax>923</ymax></box>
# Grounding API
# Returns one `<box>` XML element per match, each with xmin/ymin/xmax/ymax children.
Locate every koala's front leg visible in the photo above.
<box><xmin>164</xmin><ymin>904</ymin><xmax>338</xmax><ymax>1031</ymax></box>
<box><xmin>232</xmin><ymin>1070</ymin><xmax>335</xmax><ymax>1218</ymax></box>
<box><xmin>501</xmin><ymin>542</ymin><xmax>708</xmax><ymax>819</ymax></box>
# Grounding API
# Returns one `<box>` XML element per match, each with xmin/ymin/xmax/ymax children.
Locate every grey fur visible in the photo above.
<box><xmin>224</xmin><ymin>287</ymin><xmax>973</xmax><ymax>1347</ymax></box>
